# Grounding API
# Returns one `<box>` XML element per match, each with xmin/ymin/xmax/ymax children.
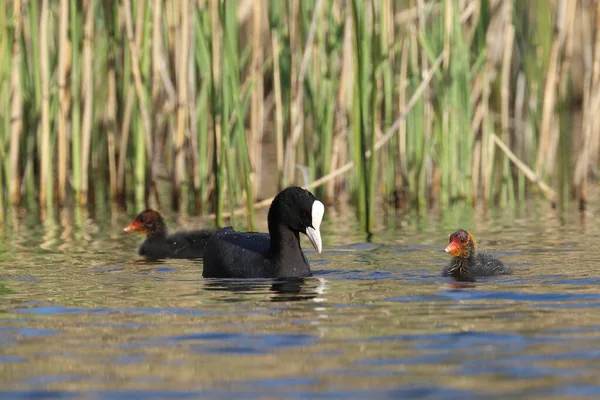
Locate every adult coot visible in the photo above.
<box><xmin>202</xmin><ymin>187</ymin><xmax>324</xmax><ymax>278</ymax></box>
<box><xmin>442</xmin><ymin>229</ymin><xmax>511</xmax><ymax>282</ymax></box>
<box><xmin>124</xmin><ymin>209</ymin><xmax>214</xmax><ymax>260</ymax></box>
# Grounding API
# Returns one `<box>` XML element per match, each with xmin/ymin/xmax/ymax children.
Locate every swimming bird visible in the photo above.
<box><xmin>124</xmin><ymin>209</ymin><xmax>214</xmax><ymax>260</ymax></box>
<box><xmin>442</xmin><ymin>229</ymin><xmax>511</xmax><ymax>282</ymax></box>
<box><xmin>202</xmin><ymin>187</ymin><xmax>324</xmax><ymax>278</ymax></box>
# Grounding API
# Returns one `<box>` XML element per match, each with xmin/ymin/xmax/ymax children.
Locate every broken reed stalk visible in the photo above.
<box><xmin>491</xmin><ymin>133</ymin><xmax>557</xmax><ymax>205</ymax></box>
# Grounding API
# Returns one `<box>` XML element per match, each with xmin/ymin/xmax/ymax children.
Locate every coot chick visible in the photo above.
<box><xmin>202</xmin><ymin>187</ymin><xmax>324</xmax><ymax>278</ymax></box>
<box><xmin>442</xmin><ymin>230</ymin><xmax>511</xmax><ymax>282</ymax></box>
<box><xmin>124</xmin><ymin>209</ymin><xmax>214</xmax><ymax>260</ymax></box>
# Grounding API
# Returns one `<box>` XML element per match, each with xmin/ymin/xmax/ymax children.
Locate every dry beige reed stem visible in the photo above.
<box><xmin>500</xmin><ymin>24</ymin><xmax>514</xmax><ymax>140</ymax></box>
<box><xmin>417</xmin><ymin>0</ymin><xmax>434</xmax><ymax>197</ymax></box>
<box><xmin>461</xmin><ymin>0</ymin><xmax>480</xmax><ymax>42</ymax></box>
<box><xmin>394</xmin><ymin>2</ymin><xmax>439</xmax><ymax>26</ymax></box>
<box><xmin>210</xmin><ymin>0</ymin><xmax>221</xmax><ymax>83</ymax></box>
<box><xmin>123</xmin><ymin>0</ymin><xmax>154</xmax><ymax>175</ymax></box>
<box><xmin>574</xmin><ymin>1</ymin><xmax>600</xmax><ymax>209</ymax></box>
<box><xmin>80</xmin><ymin>0</ymin><xmax>94</xmax><ymax>205</ymax></box>
<box><xmin>117</xmin><ymin>88</ymin><xmax>135</xmax><ymax>196</ymax></box>
<box><xmin>398</xmin><ymin>39</ymin><xmax>409</xmax><ymax>183</ymax></box>
<box><xmin>272</xmin><ymin>33</ymin><xmax>285</xmax><ymax>189</ymax></box>
<box><xmin>151</xmin><ymin>0</ymin><xmax>163</xmax><ymax>128</ymax></box>
<box><xmin>472</xmin><ymin>0</ymin><xmax>511</xmax><ymax>204</ymax></box>
<box><xmin>587</xmin><ymin>3</ymin><xmax>600</xmax><ymax>172</ymax></box>
<box><xmin>106</xmin><ymin>69</ymin><xmax>118</xmax><ymax>200</ymax></box>
<box><xmin>117</xmin><ymin>0</ymin><xmax>147</xmax><ymax>198</ymax></box>
<box><xmin>443</xmin><ymin>0</ymin><xmax>452</xmax><ymax>70</ymax></box>
<box><xmin>105</xmin><ymin>6</ymin><xmax>120</xmax><ymax>200</ymax></box>
<box><xmin>338</xmin><ymin>7</ymin><xmax>353</xmax><ymax>110</ymax></box>
<box><xmin>560</xmin><ymin>0</ymin><xmax>577</xmax><ymax>99</ymax></box>
<box><xmin>327</xmin><ymin>6</ymin><xmax>353</xmax><ymax>199</ymax></box>
<box><xmin>513</xmin><ymin>72</ymin><xmax>526</xmax><ymax>161</ymax></box>
<box><xmin>39</xmin><ymin>0</ymin><xmax>50</xmax><ymax>206</ymax></box>
<box><xmin>471</xmin><ymin>140</ymin><xmax>481</xmax><ymax>205</ymax></box>
<box><xmin>536</xmin><ymin>0</ymin><xmax>567</xmax><ymax>178</ymax></box>
<box><xmin>284</xmin><ymin>0</ymin><xmax>324</xmax><ymax>185</ymax></box>
<box><xmin>250</xmin><ymin>0</ymin><xmax>264</xmax><ymax>198</ymax></box>
<box><xmin>209</xmin><ymin>0</ymin><xmax>222</xmax><ymax>203</ymax></box>
<box><xmin>187</xmin><ymin>11</ymin><xmax>200</xmax><ymax>209</ymax></box>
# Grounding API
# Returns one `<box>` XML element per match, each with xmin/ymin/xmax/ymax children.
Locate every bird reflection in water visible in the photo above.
<box><xmin>203</xmin><ymin>277</ymin><xmax>328</xmax><ymax>303</ymax></box>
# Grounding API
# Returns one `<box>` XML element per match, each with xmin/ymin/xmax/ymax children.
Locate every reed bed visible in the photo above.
<box><xmin>1</xmin><ymin>0</ymin><xmax>599</xmax><ymax>231</ymax></box>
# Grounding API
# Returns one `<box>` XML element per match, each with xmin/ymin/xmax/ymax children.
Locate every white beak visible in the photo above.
<box><xmin>305</xmin><ymin>200</ymin><xmax>324</xmax><ymax>254</ymax></box>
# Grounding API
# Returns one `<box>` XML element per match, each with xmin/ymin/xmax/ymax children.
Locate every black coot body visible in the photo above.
<box><xmin>202</xmin><ymin>187</ymin><xmax>324</xmax><ymax>278</ymax></box>
<box><xmin>124</xmin><ymin>210</ymin><xmax>214</xmax><ymax>260</ymax></box>
<box><xmin>137</xmin><ymin>230</ymin><xmax>214</xmax><ymax>259</ymax></box>
<box><xmin>442</xmin><ymin>229</ymin><xmax>512</xmax><ymax>282</ymax></box>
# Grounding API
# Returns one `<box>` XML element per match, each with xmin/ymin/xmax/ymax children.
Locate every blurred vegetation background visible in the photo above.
<box><xmin>0</xmin><ymin>0</ymin><xmax>598</xmax><ymax>231</ymax></box>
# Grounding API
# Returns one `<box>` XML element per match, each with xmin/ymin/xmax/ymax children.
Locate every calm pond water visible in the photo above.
<box><xmin>2</xmin><ymin>197</ymin><xmax>600</xmax><ymax>399</ymax></box>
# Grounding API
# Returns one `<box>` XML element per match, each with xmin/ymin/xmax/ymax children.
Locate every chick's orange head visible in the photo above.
<box><xmin>445</xmin><ymin>230</ymin><xmax>474</xmax><ymax>257</ymax></box>
<box><xmin>124</xmin><ymin>209</ymin><xmax>162</xmax><ymax>235</ymax></box>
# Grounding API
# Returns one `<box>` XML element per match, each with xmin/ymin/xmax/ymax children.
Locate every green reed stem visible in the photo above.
<box><xmin>1</xmin><ymin>3</ymin><xmax>9</xmax><ymax>216</ymax></box>
<box><xmin>207</xmin><ymin>0</ymin><xmax>224</xmax><ymax>226</ymax></box>
<box><xmin>366</xmin><ymin>1</ymin><xmax>378</xmax><ymax>233</ymax></box>
<box><xmin>0</xmin><ymin>1</ymin><xmax>589</xmax><ymax>223</ymax></box>
<box><xmin>195</xmin><ymin>8</ymin><xmax>211</xmax><ymax>212</ymax></box>
<box><xmin>220</xmin><ymin>0</ymin><xmax>236</xmax><ymax>225</ymax></box>
<box><xmin>351</xmin><ymin>0</ymin><xmax>370</xmax><ymax>230</ymax></box>
<box><xmin>27</xmin><ymin>0</ymin><xmax>41</xmax><ymax>110</ymax></box>
<box><xmin>223</xmin><ymin>0</ymin><xmax>255</xmax><ymax>230</ymax></box>
<box><xmin>380</xmin><ymin>4</ymin><xmax>394</xmax><ymax>202</ymax></box>
<box><xmin>71</xmin><ymin>0</ymin><xmax>82</xmax><ymax>199</ymax></box>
